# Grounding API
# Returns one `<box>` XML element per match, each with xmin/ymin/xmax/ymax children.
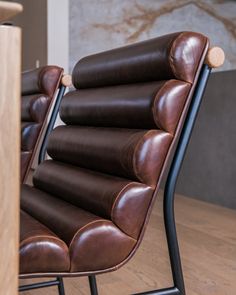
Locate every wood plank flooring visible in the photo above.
<box><xmin>20</xmin><ymin>192</ymin><xmax>236</xmax><ymax>295</ymax></box>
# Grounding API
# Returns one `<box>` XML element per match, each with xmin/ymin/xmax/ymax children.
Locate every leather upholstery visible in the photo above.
<box><xmin>20</xmin><ymin>31</ymin><xmax>209</xmax><ymax>277</ymax></box>
<box><xmin>22</xmin><ymin>66</ymin><xmax>63</xmax><ymax>97</ymax></box>
<box><xmin>21</xmin><ymin>66</ymin><xmax>63</xmax><ymax>182</ymax></box>
<box><xmin>20</xmin><ymin>210</ymin><xmax>70</xmax><ymax>273</ymax></box>
<box><xmin>33</xmin><ymin>160</ymin><xmax>154</xmax><ymax>238</ymax></box>
<box><xmin>60</xmin><ymin>80</ymin><xmax>191</xmax><ymax>134</ymax></box>
<box><xmin>46</xmin><ymin>127</ymin><xmax>172</xmax><ymax>187</ymax></box>
<box><xmin>72</xmin><ymin>32</ymin><xmax>207</xmax><ymax>88</ymax></box>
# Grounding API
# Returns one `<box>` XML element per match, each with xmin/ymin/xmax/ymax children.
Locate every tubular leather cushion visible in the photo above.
<box><xmin>20</xmin><ymin>31</ymin><xmax>209</xmax><ymax>275</ymax></box>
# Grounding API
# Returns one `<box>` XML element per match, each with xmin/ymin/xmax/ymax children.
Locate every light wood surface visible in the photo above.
<box><xmin>20</xmin><ymin>192</ymin><xmax>236</xmax><ymax>295</ymax></box>
<box><xmin>0</xmin><ymin>25</ymin><xmax>21</xmax><ymax>295</ymax></box>
<box><xmin>0</xmin><ymin>1</ymin><xmax>23</xmax><ymax>22</ymax></box>
<box><xmin>205</xmin><ymin>47</ymin><xmax>225</xmax><ymax>68</ymax></box>
<box><xmin>61</xmin><ymin>74</ymin><xmax>72</xmax><ymax>87</ymax></box>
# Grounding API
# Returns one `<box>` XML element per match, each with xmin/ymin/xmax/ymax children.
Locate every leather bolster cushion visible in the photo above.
<box><xmin>20</xmin><ymin>210</ymin><xmax>70</xmax><ymax>274</ymax></box>
<box><xmin>21</xmin><ymin>185</ymin><xmax>136</xmax><ymax>272</ymax></box>
<box><xmin>33</xmin><ymin>160</ymin><xmax>154</xmax><ymax>239</ymax></box>
<box><xmin>46</xmin><ymin>126</ymin><xmax>172</xmax><ymax>187</ymax></box>
<box><xmin>21</xmin><ymin>94</ymin><xmax>51</xmax><ymax>123</ymax></box>
<box><xmin>60</xmin><ymin>80</ymin><xmax>191</xmax><ymax>135</ymax></box>
<box><xmin>22</xmin><ymin>66</ymin><xmax>63</xmax><ymax>97</ymax></box>
<box><xmin>21</xmin><ymin>122</ymin><xmax>42</xmax><ymax>151</ymax></box>
<box><xmin>72</xmin><ymin>31</ymin><xmax>208</xmax><ymax>88</ymax></box>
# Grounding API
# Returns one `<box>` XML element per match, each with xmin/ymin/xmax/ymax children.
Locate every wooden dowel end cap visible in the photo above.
<box><xmin>205</xmin><ymin>47</ymin><xmax>225</xmax><ymax>68</ymax></box>
<box><xmin>61</xmin><ymin>74</ymin><xmax>72</xmax><ymax>87</ymax></box>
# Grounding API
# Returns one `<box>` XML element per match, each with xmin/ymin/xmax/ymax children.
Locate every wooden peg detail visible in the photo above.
<box><xmin>61</xmin><ymin>74</ymin><xmax>72</xmax><ymax>87</ymax></box>
<box><xmin>205</xmin><ymin>47</ymin><xmax>225</xmax><ymax>68</ymax></box>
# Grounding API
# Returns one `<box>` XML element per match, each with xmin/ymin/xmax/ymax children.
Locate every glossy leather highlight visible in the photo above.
<box><xmin>20</xmin><ymin>210</ymin><xmax>70</xmax><ymax>274</ymax></box>
<box><xmin>20</xmin><ymin>31</ymin><xmax>209</xmax><ymax>277</ymax></box>
<box><xmin>73</xmin><ymin>32</ymin><xmax>207</xmax><ymax>88</ymax></box>
<box><xmin>47</xmin><ymin>126</ymin><xmax>172</xmax><ymax>187</ymax></box>
<box><xmin>60</xmin><ymin>80</ymin><xmax>190</xmax><ymax>134</ymax></box>
<box><xmin>21</xmin><ymin>94</ymin><xmax>50</xmax><ymax>122</ymax></box>
<box><xmin>22</xmin><ymin>66</ymin><xmax>63</xmax><ymax>96</ymax></box>
<box><xmin>21</xmin><ymin>185</ymin><xmax>136</xmax><ymax>272</ymax></box>
<box><xmin>33</xmin><ymin>160</ymin><xmax>153</xmax><ymax>238</ymax></box>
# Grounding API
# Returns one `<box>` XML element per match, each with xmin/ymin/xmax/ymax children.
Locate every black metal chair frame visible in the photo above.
<box><xmin>19</xmin><ymin>64</ymin><xmax>211</xmax><ymax>295</ymax></box>
<box><xmin>38</xmin><ymin>84</ymin><xmax>67</xmax><ymax>165</ymax></box>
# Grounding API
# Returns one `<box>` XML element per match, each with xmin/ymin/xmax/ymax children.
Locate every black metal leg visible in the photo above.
<box><xmin>89</xmin><ymin>275</ymin><xmax>98</xmax><ymax>295</ymax></box>
<box><xmin>38</xmin><ymin>84</ymin><xmax>66</xmax><ymax>164</ymax></box>
<box><xmin>57</xmin><ymin>277</ymin><xmax>65</xmax><ymax>295</ymax></box>
<box><xmin>133</xmin><ymin>287</ymin><xmax>180</xmax><ymax>295</ymax></box>
<box><xmin>19</xmin><ymin>66</ymin><xmax>211</xmax><ymax>295</ymax></box>
<box><xmin>133</xmin><ymin>65</ymin><xmax>211</xmax><ymax>295</ymax></box>
<box><xmin>19</xmin><ymin>278</ymin><xmax>60</xmax><ymax>292</ymax></box>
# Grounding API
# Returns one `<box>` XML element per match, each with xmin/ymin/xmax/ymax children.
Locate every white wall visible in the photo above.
<box><xmin>47</xmin><ymin>0</ymin><xmax>69</xmax><ymax>73</ymax></box>
<box><xmin>47</xmin><ymin>0</ymin><xmax>69</xmax><ymax>132</ymax></box>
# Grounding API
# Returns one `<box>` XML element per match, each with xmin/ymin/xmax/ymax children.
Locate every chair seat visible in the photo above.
<box><xmin>20</xmin><ymin>184</ymin><xmax>136</xmax><ymax>276</ymax></box>
<box><xmin>20</xmin><ymin>210</ymin><xmax>70</xmax><ymax>274</ymax></box>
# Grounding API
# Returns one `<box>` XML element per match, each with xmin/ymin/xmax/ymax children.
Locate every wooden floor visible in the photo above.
<box><xmin>20</xmin><ymin>192</ymin><xmax>236</xmax><ymax>295</ymax></box>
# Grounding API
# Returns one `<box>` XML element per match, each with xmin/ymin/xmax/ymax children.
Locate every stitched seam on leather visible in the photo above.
<box><xmin>51</xmin><ymin>67</ymin><xmax>64</xmax><ymax>99</ymax></box>
<box><xmin>111</xmin><ymin>182</ymin><xmax>152</xmax><ymax>239</ymax></box>
<box><xmin>20</xmin><ymin>235</ymin><xmax>69</xmax><ymax>250</ymax></box>
<box><xmin>132</xmin><ymin>130</ymin><xmax>155</xmax><ymax>186</ymax></box>
<box><xmin>38</xmin><ymin>66</ymin><xmax>53</xmax><ymax>94</ymax></box>
<box><xmin>38</xmin><ymin>66</ymin><xmax>63</xmax><ymax>97</ymax></box>
<box><xmin>152</xmin><ymin>80</ymin><xmax>191</xmax><ymax>135</ymax></box>
<box><xmin>169</xmin><ymin>32</ymin><xmax>186</xmax><ymax>81</ymax></box>
<box><xmin>169</xmin><ymin>32</ymin><xmax>208</xmax><ymax>83</ymax></box>
<box><xmin>171</xmin><ymin>83</ymin><xmax>192</xmax><ymax>137</ymax></box>
<box><xmin>69</xmin><ymin>219</ymin><xmax>137</xmax><ymax>252</ymax></box>
<box><xmin>22</xmin><ymin>94</ymin><xmax>40</xmax><ymax>122</ymax></box>
<box><xmin>68</xmin><ymin>219</ymin><xmax>107</xmax><ymax>250</ymax></box>
<box><xmin>189</xmin><ymin>37</ymin><xmax>208</xmax><ymax>83</ymax></box>
<box><xmin>110</xmin><ymin>182</ymin><xmax>136</xmax><ymax>221</ymax></box>
<box><xmin>30</xmin><ymin>94</ymin><xmax>49</xmax><ymax>123</ymax></box>
<box><xmin>132</xmin><ymin>131</ymin><xmax>148</xmax><ymax>182</ymax></box>
<box><xmin>152</xmin><ymin>80</ymin><xmax>171</xmax><ymax>130</ymax></box>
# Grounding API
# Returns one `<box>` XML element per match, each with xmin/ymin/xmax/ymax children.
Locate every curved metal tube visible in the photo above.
<box><xmin>134</xmin><ymin>64</ymin><xmax>211</xmax><ymax>295</ymax></box>
<box><xmin>38</xmin><ymin>85</ymin><xmax>66</xmax><ymax>164</ymax></box>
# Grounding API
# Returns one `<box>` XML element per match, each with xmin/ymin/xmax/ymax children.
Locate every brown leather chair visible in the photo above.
<box><xmin>19</xmin><ymin>32</ymin><xmax>217</xmax><ymax>295</ymax></box>
<box><xmin>21</xmin><ymin>66</ymin><xmax>64</xmax><ymax>183</ymax></box>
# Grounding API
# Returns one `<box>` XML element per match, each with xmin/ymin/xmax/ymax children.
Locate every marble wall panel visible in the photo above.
<box><xmin>70</xmin><ymin>0</ymin><xmax>236</xmax><ymax>72</ymax></box>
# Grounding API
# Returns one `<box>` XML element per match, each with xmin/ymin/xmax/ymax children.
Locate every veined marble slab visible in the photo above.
<box><xmin>70</xmin><ymin>0</ymin><xmax>236</xmax><ymax>72</ymax></box>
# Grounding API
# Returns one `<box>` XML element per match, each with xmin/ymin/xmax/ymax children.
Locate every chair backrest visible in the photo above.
<box><xmin>21</xmin><ymin>66</ymin><xmax>63</xmax><ymax>182</ymax></box>
<box><xmin>32</xmin><ymin>32</ymin><xmax>209</xmax><ymax>265</ymax></box>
